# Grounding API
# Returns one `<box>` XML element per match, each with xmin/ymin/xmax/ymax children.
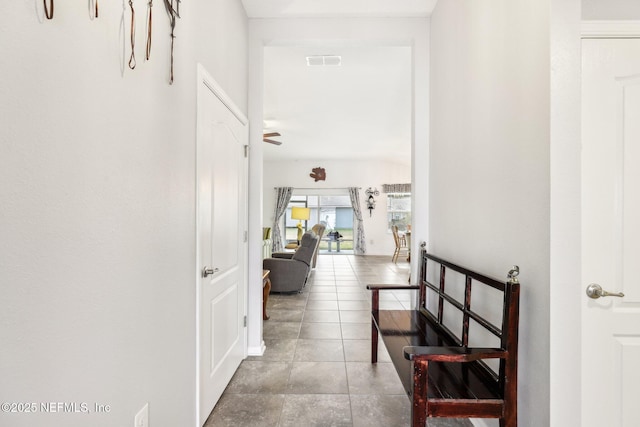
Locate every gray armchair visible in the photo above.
<box><xmin>272</xmin><ymin>223</ymin><xmax>325</xmax><ymax>267</ymax></box>
<box><xmin>310</xmin><ymin>223</ymin><xmax>326</xmax><ymax>268</ymax></box>
<box><xmin>263</xmin><ymin>231</ymin><xmax>319</xmax><ymax>293</ymax></box>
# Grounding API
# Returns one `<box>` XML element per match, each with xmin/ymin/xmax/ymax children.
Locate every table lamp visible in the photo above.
<box><xmin>291</xmin><ymin>207</ymin><xmax>310</xmax><ymax>244</ymax></box>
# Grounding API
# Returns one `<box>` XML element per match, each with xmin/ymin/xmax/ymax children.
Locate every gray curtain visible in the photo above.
<box><xmin>272</xmin><ymin>187</ymin><xmax>293</xmax><ymax>252</ymax></box>
<box><xmin>348</xmin><ymin>187</ymin><xmax>366</xmax><ymax>255</ymax></box>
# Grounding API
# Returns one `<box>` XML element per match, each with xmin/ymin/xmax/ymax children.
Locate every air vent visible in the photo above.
<box><xmin>306</xmin><ymin>55</ymin><xmax>341</xmax><ymax>66</ymax></box>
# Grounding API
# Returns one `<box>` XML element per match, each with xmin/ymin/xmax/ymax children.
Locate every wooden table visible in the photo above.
<box><xmin>262</xmin><ymin>269</ymin><xmax>271</xmax><ymax>320</ymax></box>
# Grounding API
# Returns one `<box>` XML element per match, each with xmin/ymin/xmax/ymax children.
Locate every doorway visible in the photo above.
<box><xmin>247</xmin><ymin>18</ymin><xmax>429</xmax><ymax>357</ymax></box>
<box><xmin>260</xmin><ymin>43</ymin><xmax>414</xmax><ymax>259</ymax></box>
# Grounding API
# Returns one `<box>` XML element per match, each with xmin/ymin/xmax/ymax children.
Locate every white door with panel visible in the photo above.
<box><xmin>582</xmin><ymin>38</ymin><xmax>640</xmax><ymax>427</ymax></box>
<box><xmin>197</xmin><ymin>67</ymin><xmax>248</xmax><ymax>426</ymax></box>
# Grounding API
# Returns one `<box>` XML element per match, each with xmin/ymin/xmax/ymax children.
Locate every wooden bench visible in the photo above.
<box><xmin>367</xmin><ymin>248</ymin><xmax>520</xmax><ymax>427</ymax></box>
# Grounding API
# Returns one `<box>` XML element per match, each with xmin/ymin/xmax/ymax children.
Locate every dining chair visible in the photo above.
<box><xmin>391</xmin><ymin>225</ymin><xmax>409</xmax><ymax>263</ymax></box>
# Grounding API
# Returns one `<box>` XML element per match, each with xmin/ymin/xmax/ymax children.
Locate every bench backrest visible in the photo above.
<box><xmin>419</xmin><ymin>249</ymin><xmax>520</xmax><ymax>386</ymax></box>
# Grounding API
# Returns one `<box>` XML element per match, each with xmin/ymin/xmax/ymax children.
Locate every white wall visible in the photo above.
<box><xmin>263</xmin><ymin>159</ymin><xmax>410</xmax><ymax>256</ymax></box>
<box><xmin>0</xmin><ymin>2</ymin><xmax>247</xmax><ymax>427</ymax></box>
<box><xmin>550</xmin><ymin>0</ymin><xmax>582</xmax><ymax>425</ymax></box>
<box><xmin>583</xmin><ymin>0</ymin><xmax>640</xmax><ymax>20</ymax></box>
<box><xmin>430</xmin><ymin>1</ymin><xmax>550</xmax><ymax>426</ymax></box>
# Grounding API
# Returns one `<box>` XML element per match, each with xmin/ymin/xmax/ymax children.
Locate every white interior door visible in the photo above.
<box><xmin>197</xmin><ymin>67</ymin><xmax>248</xmax><ymax>426</ymax></box>
<box><xmin>582</xmin><ymin>38</ymin><xmax>640</xmax><ymax>427</ymax></box>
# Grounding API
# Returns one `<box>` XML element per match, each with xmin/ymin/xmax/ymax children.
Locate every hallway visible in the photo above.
<box><xmin>205</xmin><ymin>255</ymin><xmax>470</xmax><ymax>426</ymax></box>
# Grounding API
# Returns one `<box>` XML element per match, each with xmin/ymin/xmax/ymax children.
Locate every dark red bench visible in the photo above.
<box><xmin>367</xmin><ymin>248</ymin><xmax>520</xmax><ymax>427</ymax></box>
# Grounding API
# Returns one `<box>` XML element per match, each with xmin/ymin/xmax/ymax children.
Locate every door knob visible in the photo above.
<box><xmin>202</xmin><ymin>267</ymin><xmax>219</xmax><ymax>278</ymax></box>
<box><xmin>586</xmin><ymin>283</ymin><xmax>624</xmax><ymax>299</ymax></box>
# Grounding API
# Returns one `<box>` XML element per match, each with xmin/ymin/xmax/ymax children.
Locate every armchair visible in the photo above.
<box><xmin>271</xmin><ymin>223</ymin><xmax>325</xmax><ymax>268</ymax></box>
<box><xmin>310</xmin><ymin>223</ymin><xmax>325</xmax><ymax>268</ymax></box>
<box><xmin>263</xmin><ymin>231</ymin><xmax>319</xmax><ymax>293</ymax></box>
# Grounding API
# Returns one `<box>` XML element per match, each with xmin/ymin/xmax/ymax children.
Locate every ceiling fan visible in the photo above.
<box><xmin>263</xmin><ymin>132</ymin><xmax>282</xmax><ymax>145</ymax></box>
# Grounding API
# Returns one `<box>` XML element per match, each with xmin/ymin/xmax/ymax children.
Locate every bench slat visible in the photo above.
<box><xmin>428</xmin><ymin>400</ymin><xmax>504</xmax><ymax>418</ymax></box>
<box><xmin>424</xmin><ymin>281</ymin><xmax>503</xmax><ymax>339</ymax></box>
<box><xmin>403</xmin><ymin>346</ymin><xmax>506</xmax><ymax>362</ymax></box>
<box><xmin>374</xmin><ymin>310</ymin><xmax>502</xmax><ymax>401</ymax></box>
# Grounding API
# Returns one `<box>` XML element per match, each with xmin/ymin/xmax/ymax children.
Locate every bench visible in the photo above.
<box><xmin>367</xmin><ymin>248</ymin><xmax>520</xmax><ymax>427</ymax></box>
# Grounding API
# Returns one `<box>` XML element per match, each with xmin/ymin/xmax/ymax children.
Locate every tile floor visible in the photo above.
<box><xmin>205</xmin><ymin>255</ymin><xmax>472</xmax><ymax>427</ymax></box>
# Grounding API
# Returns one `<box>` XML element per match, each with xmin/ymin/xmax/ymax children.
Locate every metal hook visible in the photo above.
<box><xmin>507</xmin><ymin>266</ymin><xmax>520</xmax><ymax>284</ymax></box>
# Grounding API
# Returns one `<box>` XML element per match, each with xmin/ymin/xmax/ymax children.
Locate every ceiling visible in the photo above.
<box><xmin>245</xmin><ymin>1</ymin><xmax>436</xmax><ymax>164</ymax></box>
<box><xmin>263</xmin><ymin>45</ymin><xmax>412</xmax><ymax>163</ymax></box>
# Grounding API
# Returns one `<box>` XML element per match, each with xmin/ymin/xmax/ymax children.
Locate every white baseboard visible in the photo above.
<box><xmin>247</xmin><ymin>340</ymin><xmax>266</xmax><ymax>356</ymax></box>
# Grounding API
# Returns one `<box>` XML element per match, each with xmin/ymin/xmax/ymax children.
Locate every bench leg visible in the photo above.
<box><xmin>500</xmin><ymin>406</ymin><xmax>517</xmax><ymax>427</ymax></box>
<box><xmin>500</xmin><ymin>418</ymin><xmax>517</xmax><ymax>427</ymax></box>
<box><xmin>371</xmin><ymin>289</ymin><xmax>379</xmax><ymax>363</ymax></box>
<box><xmin>411</xmin><ymin>359</ymin><xmax>428</xmax><ymax>427</ymax></box>
<box><xmin>371</xmin><ymin>320</ymin><xmax>378</xmax><ymax>363</ymax></box>
<box><xmin>502</xmin><ymin>358</ymin><xmax>517</xmax><ymax>427</ymax></box>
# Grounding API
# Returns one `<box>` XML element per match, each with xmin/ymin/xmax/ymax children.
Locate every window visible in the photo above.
<box><xmin>283</xmin><ymin>194</ymin><xmax>354</xmax><ymax>250</ymax></box>
<box><xmin>387</xmin><ymin>193</ymin><xmax>411</xmax><ymax>231</ymax></box>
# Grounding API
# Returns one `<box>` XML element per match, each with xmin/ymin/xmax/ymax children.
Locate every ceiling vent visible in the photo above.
<box><xmin>306</xmin><ymin>55</ymin><xmax>341</xmax><ymax>66</ymax></box>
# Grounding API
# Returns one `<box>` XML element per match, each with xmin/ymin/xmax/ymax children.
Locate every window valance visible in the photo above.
<box><xmin>382</xmin><ymin>183</ymin><xmax>411</xmax><ymax>193</ymax></box>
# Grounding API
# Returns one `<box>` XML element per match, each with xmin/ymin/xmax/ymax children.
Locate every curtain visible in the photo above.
<box><xmin>382</xmin><ymin>183</ymin><xmax>411</xmax><ymax>193</ymax></box>
<box><xmin>271</xmin><ymin>187</ymin><xmax>293</xmax><ymax>252</ymax></box>
<box><xmin>348</xmin><ymin>187</ymin><xmax>366</xmax><ymax>255</ymax></box>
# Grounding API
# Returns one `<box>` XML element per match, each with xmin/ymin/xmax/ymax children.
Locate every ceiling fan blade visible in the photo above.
<box><xmin>263</xmin><ymin>138</ymin><xmax>282</xmax><ymax>145</ymax></box>
<box><xmin>263</xmin><ymin>132</ymin><xmax>281</xmax><ymax>138</ymax></box>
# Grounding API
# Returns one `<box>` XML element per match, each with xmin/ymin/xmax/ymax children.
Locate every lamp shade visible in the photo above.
<box><xmin>291</xmin><ymin>207</ymin><xmax>310</xmax><ymax>221</ymax></box>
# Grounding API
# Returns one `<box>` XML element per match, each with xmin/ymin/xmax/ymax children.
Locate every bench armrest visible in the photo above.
<box><xmin>367</xmin><ymin>285</ymin><xmax>420</xmax><ymax>291</ymax></box>
<box><xmin>403</xmin><ymin>346</ymin><xmax>507</xmax><ymax>362</ymax></box>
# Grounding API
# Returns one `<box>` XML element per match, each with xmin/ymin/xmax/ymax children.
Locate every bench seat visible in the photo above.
<box><xmin>374</xmin><ymin>310</ymin><xmax>503</xmax><ymax>402</ymax></box>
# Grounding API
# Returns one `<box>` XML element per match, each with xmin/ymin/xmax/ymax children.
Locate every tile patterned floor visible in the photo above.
<box><xmin>205</xmin><ymin>255</ymin><xmax>472</xmax><ymax>427</ymax></box>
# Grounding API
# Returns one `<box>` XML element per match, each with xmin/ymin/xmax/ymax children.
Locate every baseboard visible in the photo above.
<box><xmin>247</xmin><ymin>341</ymin><xmax>266</xmax><ymax>357</ymax></box>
